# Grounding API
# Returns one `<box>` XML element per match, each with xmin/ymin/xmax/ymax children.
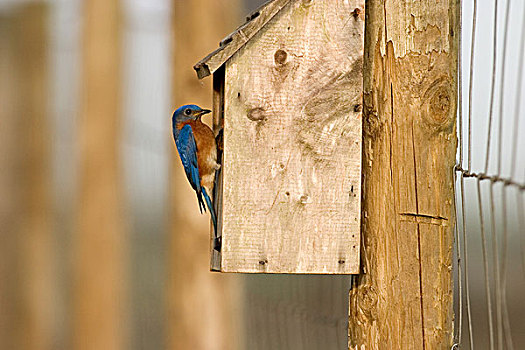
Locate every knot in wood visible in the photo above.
<box><xmin>430</xmin><ymin>90</ymin><xmax>451</xmax><ymax>122</ymax></box>
<box><xmin>363</xmin><ymin>94</ymin><xmax>381</xmax><ymax>137</ymax></box>
<box><xmin>351</xmin><ymin>8</ymin><xmax>361</xmax><ymax>19</ymax></box>
<box><xmin>359</xmin><ymin>285</ymin><xmax>379</xmax><ymax>321</ymax></box>
<box><xmin>247</xmin><ymin>107</ymin><xmax>266</xmax><ymax>122</ymax></box>
<box><xmin>274</xmin><ymin>49</ymin><xmax>287</xmax><ymax>65</ymax></box>
<box><xmin>422</xmin><ymin>77</ymin><xmax>454</xmax><ymax>130</ymax></box>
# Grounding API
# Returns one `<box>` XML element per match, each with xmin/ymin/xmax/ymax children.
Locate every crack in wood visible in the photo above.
<box><xmin>411</xmin><ymin>121</ymin><xmax>427</xmax><ymax>350</ymax></box>
<box><xmin>400</xmin><ymin>212</ymin><xmax>449</xmax><ymax>227</ymax></box>
<box><xmin>400</xmin><ymin>212</ymin><xmax>448</xmax><ymax>221</ymax></box>
<box><xmin>389</xmin><ymin>82</ymin><xmax>401</xmax><ymax>270</ymax></box>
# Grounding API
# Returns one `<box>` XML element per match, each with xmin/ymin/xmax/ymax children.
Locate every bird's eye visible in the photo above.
<box><xmin>184</xmin><ymin>109</ymin><xmax>192</xmax><ymax>116</ymax></box>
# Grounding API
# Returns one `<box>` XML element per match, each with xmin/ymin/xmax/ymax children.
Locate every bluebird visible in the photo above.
<box><xmin>172</xmin><ymin>104</ymin><xmax>220</xmax><ymax>248</ymax></box>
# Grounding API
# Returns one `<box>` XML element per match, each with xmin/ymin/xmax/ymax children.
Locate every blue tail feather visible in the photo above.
<box><xmin>196</xmin><ymin>191</ymin><xmax>206</xmax><ymax>214</ymax></box>
<box><xmin>201</xmin><ymin>188</ymin><xmax>217</xmax><ymax>236</ymax></box>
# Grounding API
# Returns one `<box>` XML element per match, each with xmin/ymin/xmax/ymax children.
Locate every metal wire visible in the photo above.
<box><xmin>243</xmin><ymin>275</ymin><xmax>349</xmax><ymax>350</ymax></box>
<box><xmin>456</xmin><ymin>1</ymin><xmax>525</xmax><ymax>349</ymax></box>
<box><xmin>500</xmin><ymin>187</ymin><xmax>514</xmax><ymax>350</ymax></box>
<box><xmin>455</xmin><ymin>166</ymin><xmax>525</xmax><ymax>190</ymax></box>
<box><xmin>510</xmin><ymin>1</ymin><xmax>525</xmax><ymax>179</ymax></box>
<box><xmin>453</xmin><ymin>172</ymin><xmax>463</xmax><ymax>346</ymax></box>
<box><xmin>460</xmin><ymin>174</ymin><xmax>475</xmax><ymax>349</ymax></box>
<box><xmin>484</xmin><ymin>0</ymin><xmax>499</xmax><ymax>174</ymax></box>
<box><xmin>476</xmin><ymin>179</ymin><xmax>495</xmax><ymax>350</ymax></box>
<box><xmin>496</xmin><ymin>0</ymin><xmax>511</xmax><ymax>175</ymax></box>
<box><xmin>467</xmin><ymin>0</ymin><xmax>478</xmax><ymax>171</ymax></box>
<box><xmin>488</xmin><ymin>183</ymin><xmax>503</xmax><ymax>350</ymax></box>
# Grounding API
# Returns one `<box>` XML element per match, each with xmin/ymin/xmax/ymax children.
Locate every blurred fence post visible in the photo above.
<box><xmin>349</xmin><ymin>0</ymin><xmax>459</xmax><ymax>348</ymax></box>
<box><xmin>73</xmin><ymin>0</ymin><xmax>127</xmax><ymax>349</ymax></box>
<box><xmin>167</xmin><ymin>1</ymin><xmax>241</xmax><ymax>350</ymax></box>
<box><xmin>0</xmin><ymin>4</ymin><xmax>54</xmax><ymax>350</ymax></box>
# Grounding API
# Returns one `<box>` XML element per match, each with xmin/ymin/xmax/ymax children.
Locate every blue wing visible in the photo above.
<box><xmin>175</xmin><ymin>124</ymin><xmax>206</xmax><ymax>213</ymax></box>
<box><xmin>174</xmin><ymin>124</ymin><xmax>219</xmax><ymax>248</ymax></box>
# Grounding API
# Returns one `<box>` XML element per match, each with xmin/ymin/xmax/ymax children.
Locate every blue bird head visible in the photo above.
<box><xmin>172</xmin><ymin>104</ymin><xmax>211</xmax><ymax>124</ymax></box>
<box><xmin>172</xmin><ymin>104</ymin><xmax>211</xmax><ymax>139</ymax></box>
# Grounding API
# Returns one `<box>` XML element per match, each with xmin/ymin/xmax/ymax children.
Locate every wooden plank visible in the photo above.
<box><xmin>73</xmin><ymin>0</ymin><xmax>127</xmax><ymax>349</ymax></box>
<box><xmin>210</xmin><ymin>66</ymin><xmax>225</xmax><ymax>271</ymax></box>
<box><xmin>221</xmin><ymin>0</ymin><xmax>365</xmax><ymax>274</ymax></box>
<box><xmin>194</xmin><ymin>0</ymin><xmax>291</xmax><ymax>79</ymax></box>
<box><xmin>348</xmin><ymin>0</ymin><xmax>459</xmax><ymax>348</ymax></box>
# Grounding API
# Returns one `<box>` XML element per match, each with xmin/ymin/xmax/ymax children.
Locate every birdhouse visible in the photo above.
<box><xmin>194</xmin><ymin>0</ymin><xmax>364</xmax><ymax>274</ymax></box>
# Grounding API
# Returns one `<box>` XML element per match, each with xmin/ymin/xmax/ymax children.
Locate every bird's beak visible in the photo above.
<box><xmin>199</xmin><ymin>109</ymin><xmax>211</xmax><ymax>116</ymax></box>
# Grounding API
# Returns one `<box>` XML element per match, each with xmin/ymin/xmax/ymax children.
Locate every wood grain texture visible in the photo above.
<box><xmin>348</xmin><ymin>0</ymin><xmax>459</xmax><ymax>348</ymax></box>
<box><xmin>194</xmin><ymin>0</ymin><xmax>291</xmax><ymax>79</ymax></box>
<box><xmin>73</xmin><ymin>1</ymin><xmax>128</xmax><ymax>349</ymax></box>
<box><xmin>220</xmin><ymin>0</ymin><xmax>365</xmax><ymax>274</ymax></box>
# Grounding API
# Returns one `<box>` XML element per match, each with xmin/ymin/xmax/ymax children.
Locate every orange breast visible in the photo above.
<box><xmin>188</xmin><ymin>120</ymin><xmax>217</xmax><ymax>188</ymax></box>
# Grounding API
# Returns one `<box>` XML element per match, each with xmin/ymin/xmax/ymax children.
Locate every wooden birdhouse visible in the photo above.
<box><xmin>194</xmin><ymin>0</ymin><xmax>364</xmax><ymax>274</ymax></box>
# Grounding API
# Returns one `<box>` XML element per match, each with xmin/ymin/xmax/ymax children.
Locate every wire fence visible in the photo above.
<box><xmin>243</xmin><ymin>275</ymin><xmax>350</xmax><ymax>350</ymax></box>
<box><xmin>16</xmin><ymin>0</ymin><xmax>523</xmax><ymax>348</ymax></box>
<box><xmin>454</xmin><ymin>0</ymin><xmax>525</xmax><ymax>349</ymax></box>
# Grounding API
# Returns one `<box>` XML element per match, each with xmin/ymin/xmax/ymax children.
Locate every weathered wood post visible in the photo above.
<box><xmin>349</xmin><ymin>1</ymin><xmax>459</xmax><ymax>349</ymax></box>
<box><xmin>73</xmin><ymin>0</ymin><xmax>127</xmax><ymax>349</ymax></box>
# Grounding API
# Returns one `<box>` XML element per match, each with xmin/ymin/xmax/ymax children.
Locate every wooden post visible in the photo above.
<box><xmin>0</xmin><ymin>14</ymin><xmax>15</xmax><ymax>349</ymax></box>
<box><xmin>73</xmin><ymin>0</ymin><xmax>127</xmax><ymax>349</ymax></box>
<box><xmin>0</xmin><ymin>5</ymin><xmax>54</xmax><ymax>350</ymax></box>
<box><xmin>0</xmin><ymin>4</ymin><xmax>54</xmax><ymax>350</ymax></box>
<box><xmin>168</xmin><ymin>1</ymin><xmax>241</xmax><ymax>350</ymax></box>
<box><xmin>349</xmin><ymin>0</ymin><xmax>459</xmax><ymax>349</ymax></box>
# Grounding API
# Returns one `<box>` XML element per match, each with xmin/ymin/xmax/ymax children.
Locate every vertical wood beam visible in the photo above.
<box><xmin>168</xmin><ymin>1</ymin><xmax>241</xmax><ymax>350</ymax></box>
<box><xmin>349</xmin><ymin>0</ymin><xmax>459</xmax><ymax>349</ymax></box>
<box><xmin>0</xmin><ymin>14</ymin><xmax>15</xmax><ymax>350</ymax></box>
<box><xmin>73</xmin><ymin>0</ymin><xmax>127</xmax><ymax>349</ymax></box>
<box><xmin>0</xmin><ymin>5</ymin><xmax>54</xmax><ymax>350</ymax></box>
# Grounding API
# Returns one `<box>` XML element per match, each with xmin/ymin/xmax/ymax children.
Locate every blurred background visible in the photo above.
<box><xmin>0</xmin><ymin>0</ymin><xmax>349</xmax><ymax>349</ymax></box>
<box><xmin>0</xmin><ymin>0</ymin><xmax>523</xmax><ymax>349</ymax></box>
<box><xmin>455</xmin><ymin>0</ymin><xmax>525</xmax><ymax>348</ymax></box>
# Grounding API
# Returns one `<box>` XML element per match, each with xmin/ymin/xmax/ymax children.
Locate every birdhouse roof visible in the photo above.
<box><xmin>193</xmin><ymin>0</ymin><xmax>291</xmax><ymax>79</ymax></box>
